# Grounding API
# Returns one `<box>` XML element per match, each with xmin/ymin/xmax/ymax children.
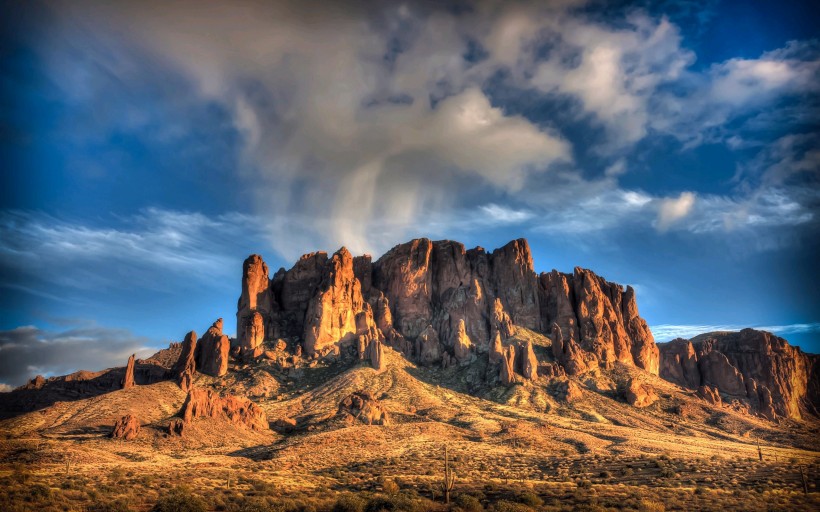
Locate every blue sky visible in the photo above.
<box><xmin>1</xmin><ymin>0</ymin><xmax>819</xmax><ymax>389</ymax></box>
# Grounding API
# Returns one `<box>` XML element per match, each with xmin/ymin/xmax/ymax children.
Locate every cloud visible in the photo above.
<box><xmin>26</xmin><ymin>0</ymin><xmax>819</xmax><ymax>259</ymax></box>
<box><xmin>656</xmin><ymin>192</ymin><xmax>696</xmax><ymax>232</ymax></box>
<box><xmin>0</xmin><ymin>208</ymin><xmax>261</xmax><ymax>295</ymax></box>
<box><xmin>651</xmin><ymin>323</ymin><xmax>820</xmax><ymax>342</ymax></box>
<box><xmin>0</xmin><ymin>324</ymin><xmax>157</xmax><ymax>388</ymax></box>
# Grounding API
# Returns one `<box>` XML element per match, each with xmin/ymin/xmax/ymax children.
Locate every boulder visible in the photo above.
<box><xmin>338</xmin><ymin>391</ymin><xmax>389</xmax><ymax>425</ymax></box>
<box><xmin>624</xmin><ymin>378</ymin><xmax>658</xmax><ymax>408</ymax></box>
<box><xmin>111</xmin><ymin>414</ymin><xmax>140</xmax><ymax>440</ymax></box>
<box><xmin>168</xmin><ymin>418</ymin><xmax>185</xmax><ymax>436</ymax></box>
<box><xmin>697</xmin><ymin>385</ymin><xmax>722</xmax><ymax>405</ymax></box>
<box><xmin>121</xmin><ymin>354</ymin><xmax>135</xmax><ymax>390</ymax></box>
<box><xmin>554</xmin><ymin>380</ymin><xmax>583</xmax><ymax>402</ymax></box>
<box><xmin>180</xmin><ymin>386</ymin><xmax>268</xmax><ymax>432</ymax></box>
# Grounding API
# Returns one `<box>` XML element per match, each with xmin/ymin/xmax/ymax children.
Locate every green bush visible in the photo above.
<box><xmin>151</xmin><ymin>486</ymin><xmax>207</xmax><ymax>512</ymax></box>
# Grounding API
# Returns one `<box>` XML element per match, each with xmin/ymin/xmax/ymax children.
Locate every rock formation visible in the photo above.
<box><xmin>659</xmin><ymin>329</ymin><xmax>816</xmax><ymax>419</ymax></box>
<box><xmin>338</xmin><ymin>391</ymin><xmax>389</xmax><ymax>425</ymax></box>
<box><xmin>240</xmin><ymin>311</ymin><xmax>265</xmax><ymax>360</ymax></box>
<box><xmin>237</xmin><ymin>238</ymin><xmax>663</xmax><ymax>381</ymax></box>
<box><xmin>180</xmin><ymin>387</ymin><xmax>268</xmax><ymax>432</ymax></box>
<box><xmin>623</xmin><ymin>378</ymin><xmax>658</xmax><ymax>408</ymax></box>
<box><xmin>499</xmin><ymin>345</ymin><xmax>517</xmax><ymax>385</ymax></box>
<box><xmin>453</xmin><ymin>319</ymin><xmax>472</xmax><ymax>364</ymax></box>
<box><xmin>196</xmin><ymin>319</ymin><xmax>229</xmax><ymax>377</ymax></box>
<box><xmin>541</xmin><ymin>268</ymin><xmax>658</xmax><ymax>375</ymax></box>
<box><xmin>121</xmin><ymin>354</ymin><xmax>135</xmax><ymax>390</ymax></box>
<box><xmin>303</xmin><ymin>248</ymin><xmax>365</xmax><ymax>355</ymax></box>
<box><xmin>111</xmin><ymin>414</ymin><xmax>140</xmax><ymax>440</ymax></box>
<box><xmin>173</xmin><ymin>331</ymin><xmax>198</xmax><ymax>392</ymax></box>
<box><xmin>519</xmin><ymin>340</ymin><xmax>538</xmax><ymax>380</ymax></box>
<box><xmin>237</xmin><ymin>254</ymin><xmax>274</xmax><ymax>343</ymax></box>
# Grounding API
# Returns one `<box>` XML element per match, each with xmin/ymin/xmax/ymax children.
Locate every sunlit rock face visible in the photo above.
<box><xmin>539</xmin><ymin>267</ymin><xmax>658</xmax><ymax>375</ymax></box>
<box><xmin>659</xmin><ymin>328</ymin><xmax>817</xmax><ymax>419</ymax></box>
<box><xmin>237</xmin><ymin>237</ymin><xmax>660</xmax><ymax>376</ymax></box>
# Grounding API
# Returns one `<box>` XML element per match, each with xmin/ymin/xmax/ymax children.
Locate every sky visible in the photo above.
<box><xmin>1</xmin><ymin>0</ymin><xmax>818</xmax><ymax>389</ymax></box>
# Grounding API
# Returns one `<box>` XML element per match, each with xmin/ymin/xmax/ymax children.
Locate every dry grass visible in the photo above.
<box><xmin>1</xmin><ymin>330</ymin><xmax>818</xmax><ymax>511</ymax></box>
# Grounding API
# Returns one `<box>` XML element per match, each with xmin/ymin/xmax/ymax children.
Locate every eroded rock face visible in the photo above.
<box><xmin>180</xmin><ymin>387</ymin><xmax>268</xmax><ymax>432</ymax></box>
<box><xmin>540</xmin><ymin>268</ymin><xmax>658</xmax><ymax>375</ymax></box>
<box><xmin>196</xmin><ymin>319</ymin><xmax>229</xmax><ymax>377</ymax></box>
<box><xmin>660</xmin><ymin>329</ymin><xmax>816</xmax><ymax>419</ymax></box>
<box><xmin>658</xmin><ymin>339</ymin><xmax>699</xmax><ymax>389</ymax></box>
<box><xmin>237</xmin><ymin>254</ymin><xmax>274</xmax><ymax>344</ymax></box>
<box><xmin>338</xmin><ymin>391</ymin><xmax>388</xmax><ymax>425</ymax></box>
<box><xmin>173</xmin><ymin>331</ymin><xmax>197</xmax><ymax>392</ymax></box>
<box><xmin>237</xmin><ymin>238</ymin><xmax>661</xmax><ymax>382</ymax></box>
<box><xmin>415</xmin><ymin>325</ymin><xmax>442</xmax><ymax>366</ymax></box>
<box><xmin>121</xmin><ymin>354</ymin><xmax>135</xmax><ymax>390</ymax></box>
<box><xmin>499</xmin><ymin>345</ymin><xmax>516</xmax><ymax>385</ymax></box>
<box><xmin>453</xmin><ymin>319</ymin><xmax>472</xmax><ymax>363</ymax></box>
<box><xmin>240</xmin><ymin>311</ymin><xmax>265</xmax><ymax>360</ymax></box>
<box><xmin>303</xmin><ymin>248</ymin><xmax>365</xmax><ymax>355</ymax></box>
<box><xmin>111</xmin><ymin>414</ymin><xmax>140</xmax><ymax>440</ymax></box>
<box><xmin>519</xmin><ymin>340</ymin><xmax>538</xmax><ymax>380</ymax></box>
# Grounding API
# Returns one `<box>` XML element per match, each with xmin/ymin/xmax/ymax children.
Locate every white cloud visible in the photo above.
<box><xmin>0</xmin><ymin>209</ymin><xmax>260</xmax><ymax>293</ymax></box>
<box><xmin>35</xmin><ymin>1</ymin><xmax>820</xmax><ymax>257</ymax></box>
<box><xmin>656</xmin><ymin>192</ymin><xmax>696</xmax><ymax>232</ymax></box>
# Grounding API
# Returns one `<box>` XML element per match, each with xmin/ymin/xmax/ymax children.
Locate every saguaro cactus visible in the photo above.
<box><xmin>441</xmin><ymin>445</ymin><xmax>455</xmax><ymax>504</ymax></box>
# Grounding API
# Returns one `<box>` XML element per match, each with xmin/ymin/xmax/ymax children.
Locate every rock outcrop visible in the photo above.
<box><xmin>173</xmin><ymin>331</ymin><xmax>198</xmax><ymax>392</ymax></box>
<box><xmin>111</xmin><ymin>414</ymin><xmax>140</xmax><ymax>440</ymax></box>
<box><xmin>121</xmin><ymin>354</ymin><xmax>135</xmax><ymax>390</ymax></box>
<box><xmin>541</xmin><ymin>268</ymin><xmax>658</xmax><ymax>375</ymax></box>
<box><xmin>623</xmin><ymin>378</ymin><xmax>658</xmax><ymax>408</ymax></box>
<box><xmin>659</xmin><ymin>329</ymin><xmax>817</xmax><ymax>419</ymax></box>
<box><xmin>236</xmin><ymin>238</ymin><xmax>661</xmax><ymax>381</ymax></box>
<box><xmin>196</xmin><ymin>319</ymin><xmax>229</xmax><ymax>377</ymax></box>
<box><xmin>338</xmin><ymin>391</ymin><xmax>389</xmax><ymax>425</ymax></box>
<box><xmin>180</xmin><ymin>387</ymin><xmax>268</xmax><ymax>432</ymax></box>
<box><xmin>237</xmin><ymin>254</ymin><xmax>274</xmax><ymax>343</ymax></box>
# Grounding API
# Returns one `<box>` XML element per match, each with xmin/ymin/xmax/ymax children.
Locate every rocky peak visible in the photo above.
<box><xmin>237</xmin><ymin>237</ymin><xmax>662</xmax><ymax>380</ymax></box>
<box><xmin>659</xmin><ymin>328</ymin><xmax>815</xmax><ymax>419</ymax></box>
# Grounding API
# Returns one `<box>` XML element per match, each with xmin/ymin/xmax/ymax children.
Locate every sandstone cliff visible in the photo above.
<box><xmin>659</xmin><ymin>329</ymin><xmax>818</xmax><ymax>419</ymax></box>
<box><xmin>237</xmin><ymin>238</ymin><xmax>660</xmax><ymax>379</ymax></box>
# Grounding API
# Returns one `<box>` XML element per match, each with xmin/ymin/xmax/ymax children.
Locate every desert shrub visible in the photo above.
<box><xmin>639</xmin><ymin>499</ymin><xmax>666</xmax><ymax>512</ymax></box>
<box><xmin>151</xmin><ymin>486</ymin><xmax>207</xmax><ymax>512</ymax></box>
<box><xmin>364</xmin><ymin>494</ymin><xmax>426</xmax><ymax>512</ymax></box>
<box><xmin>26</xmin><ymin>483</ymin><xmax>52</xmax><ymax>502</ymax></box>
<box><xmin>89</xmin><ymin>498</ymin><xmax>134</xmax><ymax>512</ymax></box>
<box><xmin>516</xmin><ymin>492</ymin><xmax>542</xmax><ymax>507</ymax></box>
<box><xmin>491</xmin><ymin>500</ymin><xmax>533</xmax><ymax>512</ymax></box>
<box><xmin>577</xmin><ymin>479</ymin><xmax>592</xmax><ymax>489</ymax></box>
<box><xmin>454</xmin><ymin>493</ymin><xmax>483</xmax><ymax>512</ymax></box>
<box><xmin>332</xmin><ymin>494</ymin><xmax>366</xmax><ymax>512</ymax></box>
<box><xmin>380</xmin><ymin>477</ymin><xmax>400</xmax><ymax>494</ymax></box>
